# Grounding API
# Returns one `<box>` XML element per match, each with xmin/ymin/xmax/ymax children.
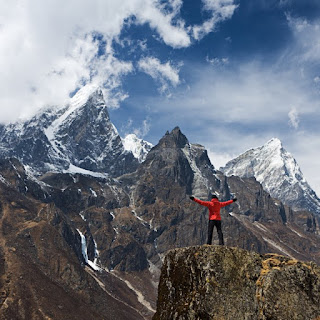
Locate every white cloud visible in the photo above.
<box><xmin>122</xmin><ymin>117</ymin><xmax>150</xmax><ymax>139</ymax></box>
<box><xmin>138</xmin><ymin>57</ymin><xmax>180</xmax><ymax>95</ymax></box>
<box><xmin>193</xmin><ymin>0</ymin><xmax>238</xmax><ymax>40</ymax></box>
<box><xmin>0</xmin><ymin>0</ymin><xmax>191</xmax><ymax>123</ymax></box>
<box><xmin>154</xmin><ymin>62</ymin><xmax>317</xmax><ymax>126</ymax></box>
<box><xmin>206</xmin><ymin>56</ymin><xmax>229</xmax><ymax>66</ymax></box>
<box><xmin>0</xmin><ymin>0</ymin><xmax>240</xmax><ymax>123</ymax></box>
<box><xmin>286</xmin><ymin>14</ymin><xmax>320</xmax><ymax>64</ymax></box>
<box><xmin>279</xmin><ymin>0</ymin><xmax>292</xmax><ymax>6</ymax></box>
<box><xmin>138</xmin><ymin>1</ymin><xmax>190</xmax><ymax>48</ymax></box>
<box><xmin>288</xmin><ymin>107</ymin><xmax>300</xmax><ymax>129</ymax></box>
<box><xmin>207</xmin><ymin>149</ymin><xmax>235</xmax><ymax>169</ymax></box>
<box><xmin>314</xmin><ymin>76</ymin><xmax>320</xmax><ymax>83</ymax></box>
<box><xmin>133</xmin><ymin>119</ymin><xmax>151</xmax><ymax>138</ymax></box>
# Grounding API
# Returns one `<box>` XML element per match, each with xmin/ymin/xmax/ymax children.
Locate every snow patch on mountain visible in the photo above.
<box><xmin>221</xmin><ymin>138</ymin><xmax>320</xmax><ymax>215</ymax></box>
<box><xmin>70</xmin><ymin>84</ymin><xmax>100</xmax><ymax>109</ymax></box>
<box><xmin>63</xmin><ymin>164</ymin><xmax>108</xmax><ymax>178</ymax></box>
<box><xmin>183</xmin><ymin>143</ymin><xmax>209</xmax><ymax>198</ymax></box>
<box><xmin>49</xmin><ymin>85</ymin><xmax>99</xmax><ymax>133</ymax></box>
<box><xmin>122</xmin><ymin>133</ymin><xmax>153</xmax><ymax>163</ymax></box>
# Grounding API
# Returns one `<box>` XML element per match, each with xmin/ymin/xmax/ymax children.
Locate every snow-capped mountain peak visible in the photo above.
<box><xmin>221</xmin><ymin>138</ymin><xmax>320</xmax><ymax>215</ymax></box>
<box><xmin>122</xmin><ymin>134</ymin><xmax>153</xmax><ymax>163</ymax></box>
<box><xmin>266</xmin><ymin>137</ymin><xmax>282</xmax><ymax>147</ymax></box>
<box><xmin>0</xmin><ymin>84</ymin><xmax>139</xmax><ymax>177</ymax></box>
<box><xmin>42</xmin><ymin>84</ymin><xmax>112</xmax><ymax>167</ymax></box>
<box><xmin>69</xmin><ymin>84</ymin><xmax>102</xmax><ymax>110</ymax></box>
<box><xmin>44</xmin><ymin>85</ymin><xmax>106</xmax><ymax>154</ymax></box>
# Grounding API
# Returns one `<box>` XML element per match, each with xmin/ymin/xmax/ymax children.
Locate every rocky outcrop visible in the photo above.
<box><xmin>153</xmin><ymin>245</ymin><xmax>320</xmax><ymax>320</ymax></box>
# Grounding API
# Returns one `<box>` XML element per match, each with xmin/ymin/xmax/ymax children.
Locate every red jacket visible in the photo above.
<box><xmin>193</xmin><ymin>197</ymin><xmax>234</xmax><ymax>220</ymax></box>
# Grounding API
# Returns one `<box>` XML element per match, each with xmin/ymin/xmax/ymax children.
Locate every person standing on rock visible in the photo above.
<box><xmin>190</xmin><ymin>194</ymin><xmax>237</xmax><ymax>245</ymax></box>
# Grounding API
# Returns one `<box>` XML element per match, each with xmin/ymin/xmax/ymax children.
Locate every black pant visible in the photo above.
<box><xmin>207</xmin><ymin>220</ymin><xmax>224</xmax><ymax>245</ymax></box>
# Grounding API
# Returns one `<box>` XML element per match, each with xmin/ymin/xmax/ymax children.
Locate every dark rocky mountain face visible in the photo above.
<box><xmin>153</xmin><ymin>246</ymin><xmax>320</xmax><ymax>320</ymax></box>
<box><xmin>1</xmin><ymin>92</ymin><xmax>320</xmax><ymax>319</ymax></box>
<box><xmin>0</xmin><ymin>108</ymin><xmax>63</xmax><ymax>169</ymax></box>
<box><xmin>117</xmin><ymin>127</ymin><xmax>222</xmax><ymax>258</ymax></box>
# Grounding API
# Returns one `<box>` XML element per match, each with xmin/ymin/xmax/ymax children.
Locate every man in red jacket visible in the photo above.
<box><xmin>190</xmin><ymin>194</ymin><xmax>237</xmax><ymax>245</ymax></box>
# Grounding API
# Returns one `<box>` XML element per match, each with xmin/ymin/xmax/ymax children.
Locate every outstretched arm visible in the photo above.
<box><xmin>190</xmin><ymin>196</ymin><xmax>211</xmax><ymax>208</ymax></box>
<box><xmin>220</xmin><ymin>199</ymin><xmax>237</xmax><ymax>207</ymax></box>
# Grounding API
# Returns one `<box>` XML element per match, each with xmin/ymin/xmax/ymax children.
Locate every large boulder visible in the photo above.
<box><xmin>153</xmin><ymin>245</ymin><xmax>320</xmax><ymax>320</ymax></box>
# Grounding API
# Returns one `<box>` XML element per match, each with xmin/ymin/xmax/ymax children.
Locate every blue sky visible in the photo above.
<box><xmin>1</xmin><ymin>0</ymin><xmax>320</xmax><ymax>195</ymax></box>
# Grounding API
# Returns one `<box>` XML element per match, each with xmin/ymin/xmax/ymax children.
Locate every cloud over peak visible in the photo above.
<box><xmin>288</xmin><ymin>107</ymin><xmax>300</xmax><ymax>129</ymax></box>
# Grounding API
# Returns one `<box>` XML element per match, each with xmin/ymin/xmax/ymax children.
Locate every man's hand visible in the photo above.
<box><xmin>190</xmin><ymin>196</ymin><xmax>195</xmax><ymax>201</ymax></box>
<box><xmin>233</xmin><ymin>198</ymin><xmax>237</xmax><ymax>202</ymax></box>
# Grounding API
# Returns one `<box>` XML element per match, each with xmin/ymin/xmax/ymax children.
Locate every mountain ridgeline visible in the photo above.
<box><xmin>0</xmin><ymin>87</ymin><xmax>320</xmax><ymax>319</ymax></box>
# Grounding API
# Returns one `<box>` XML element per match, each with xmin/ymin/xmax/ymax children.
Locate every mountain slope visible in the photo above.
<box><xmin>221</xmin><ymin>138</ymin><xmax>320</xmax><ymax>215</ymax></box>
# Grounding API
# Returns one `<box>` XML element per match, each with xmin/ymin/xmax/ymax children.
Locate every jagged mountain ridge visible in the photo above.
<box><xmin>221</xmin><ymin>138</ymin><xmax>320</xmax><ymax>215</ymax></box>
<box><xmin>0</xmin><ymin>85</ymin><xmax>138</xmax><ymax>177</ymax></box>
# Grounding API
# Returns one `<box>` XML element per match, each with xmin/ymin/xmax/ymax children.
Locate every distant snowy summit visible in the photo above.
<box><xmin>122</xmin><ymin>134</ymin><xmax>153</xmax><ymax>163</ymax></box>
<box><xmin>220</xmin><ymin>138</ymin><xmax>320</xmax><ymax>215</ymax></box>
